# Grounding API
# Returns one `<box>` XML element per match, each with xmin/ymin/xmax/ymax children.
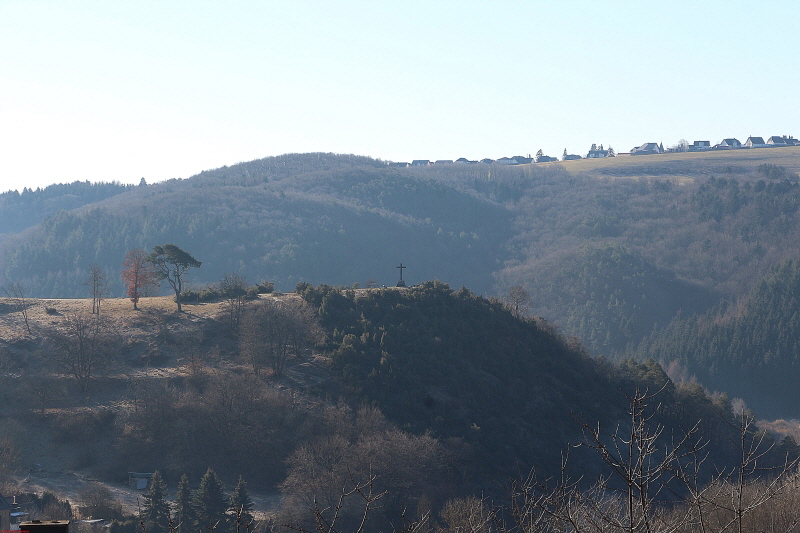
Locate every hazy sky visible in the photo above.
<box><xmin>2</xmin><ymin>1</ymin><xmax>799</xmax><ymax>192</ymax></box>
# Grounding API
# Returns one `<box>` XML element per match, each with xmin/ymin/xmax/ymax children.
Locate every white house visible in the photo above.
<box><xmin>631</xmin><ymin>142</ymin><xmax>664</xmax><ymax>155</ymax></box>
<box><xmin>744</xmin><ymin>136</ymin><xmax>767</xmax><ymax>148</ymax></box>
<box><xmin>716</xmin><ymin>138</ymin><xmax>742</xmax><ymax>149</ymax></box>
<box><xmin>767</xmin><ymin>136</ymin><xmax>788</xmax><ymax>147</ymax></box>
<box><xmin>689</xmin><ymin>140</ymin><xmax>711</xmax><ymax>151</ymax></box>
<box><xmin>586</xmin><ymin>143</ymin><xmax>609</xmax><ymax>158</ymax></box>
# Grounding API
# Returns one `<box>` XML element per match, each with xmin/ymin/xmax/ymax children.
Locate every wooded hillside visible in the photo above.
<box><xmin>0</xmin><ymin>285</ymin><xmax>765</xmax><ymax>525</ymax></box>
<box><xmin>4</xmin><ymin>149</ymin><xmax>800</xmax><ymax>418</ymax></box>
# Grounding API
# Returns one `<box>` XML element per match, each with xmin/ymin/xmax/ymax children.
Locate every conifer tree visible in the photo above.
<box><xmin>175</xmin><ymin>474</ymin><xmax>196</xmax><ymax>533</ymax></box>
<box><xmin>142</xmin><ymin>471</ymin><xmax>170</xmax><ymax>533</ymax></box>
<box><xmin>228</xmin><ymin>476</ymin><xmax>254</xmax><ymax>532</ymax></box>
<box><xmin>195</xmin><ymin>469</ymin><xmax>227</xmax><ymax>531</ymax></box>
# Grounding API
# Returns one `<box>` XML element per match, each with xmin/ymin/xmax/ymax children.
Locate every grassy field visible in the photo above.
<box><xmin>551</xmin><ymin>146</ymin><xmax>800</xmax><ymax>180</ymax></box>
<box><xmin>0</xmin><ymin>296</ymin><xmax>219</xmax><ymax>341</ymax></box>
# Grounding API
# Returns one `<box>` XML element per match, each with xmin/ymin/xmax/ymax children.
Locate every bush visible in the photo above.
<box><xmin>180</xmin><ymin>288</ymin><xmax>221</xmax><ymax>303</ymax></box>
<box><xmin>183</xmin><ymin>281</ymin><xmax>272</xmax><ymax>302</ymax></box>
<box><xmin>255</xmin><ymin>281</ymin><xmax>274</xmax><ymax>294</ymax></box>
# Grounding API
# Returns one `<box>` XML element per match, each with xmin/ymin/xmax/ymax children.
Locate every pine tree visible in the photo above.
<box><xmin>228</xmin><ymin>476</ymin><xmax>254</xmax><ymax>533</ymax></box>
<box><xmin>195</xmin><ymin>469</ymin><xmax>227</xmax><ymax>531</ymax></box>
<box><xmin>142</xmin><ymin>471</ymin><xmax>170</xmax><ymax>533</ymax></box>
<box><xmin>175</xmin><ymin>474</ymin><xmax>196</xmax><ymax>533</ymax></box>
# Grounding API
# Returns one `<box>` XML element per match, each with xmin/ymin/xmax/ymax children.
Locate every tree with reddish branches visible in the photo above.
<box><xmin>122</xmin><ymin>248</ymin><xmax>158</xmax><ymax>309</ymax></box>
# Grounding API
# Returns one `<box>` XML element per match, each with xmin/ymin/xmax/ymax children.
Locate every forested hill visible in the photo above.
<box><xmin>634</xmin><ymin>258</ymin><xmax>800</xmax><ymax>418</ymax></box>
<box><xmin>0</xmin><ymin>153</ymin><xmax>514</xmax><ymax>296</ymax></box>
<box><xmin>0</xmin><ymin>180</ymin><xmax>134</xmax><ymax>238</ymax></box>
<box><xmin>294</xmin><ymin>282</ymin><xmax>753</xmax><ymax>489</ymax></box>
<box><xmin>0</xmin><ymin>281</ymin><xmax>775</xmax><ymax>516</ymax></box>
<box><xmin>5</xmin><ymin>150</ymin><xmax>800</xmax><ymax>417</ymax></box>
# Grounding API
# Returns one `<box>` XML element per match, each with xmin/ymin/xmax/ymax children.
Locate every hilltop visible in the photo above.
<box><xmin>1</xmin><ymin>283</ymin><xmax>763</xmax><ymax>530</ymax></box>
<box><xmin>561</xmin><ymin>145</ymin><xmax>800</xmax><ymax>178</ymax></box>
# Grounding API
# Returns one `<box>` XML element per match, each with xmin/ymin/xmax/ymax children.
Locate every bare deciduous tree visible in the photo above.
<box><xmin>0</xmin><ymin>434</ymin><xmax>21</xmax><ymax>486</ymax></box>
<box><xmin>86</xmin><ymin>263</ymin><xmax>109</xmax><ymax>314</ymax></box>
<box><xmin>26</xmin><ymin>374</ymin><xmax>64</xmax><ymax>416</ymax></box>
<box><xmin>47</xmin><ymin>313</ymin><xmax>117</xmax><ymax>392</ymax></box>
<box><xmin>506</xmin><ymin>385</ymin><xmax>704</xmax><ymax>533</ymax></box>
<box><xmin>122</xmin><ymin>248</ymin><xmax>159</xmax><ymax>310</ymax></box>
<box><xmin>285</xmin><ymin>469</ymin><xmax>388</xmax><ymax>533</ymax></box>
<box><xmin>505</xmin><ymin>285</ymin><xmax>530</xmax><ymax>318</ymax></box>
<box><xmin>3</xmin><ymin>282</ymin><xmax>32</xmax><ymax>334</ymax></box>
<box><xmin>438</xmin><ymin>496</ymin><xmax>495</xmax><ymax>533</ymax></box>
<box><xmin>694</xmin><ymin>411</ymin><xmax>800</xmax><ymax>533</ymax></box>
<box><xmin>221</xmin><ymin>272</ymin><xmax>249</xmax><ymax>331</ymax></box>
<box><xmin>239</xmin><ymin>298</ymin><xmax>324</xmax><ymax>377</ymax></box>
<box><xmin>506</xmin><ymin>385</ymin><xmax>800</xmax><ymax>533</ymax></box>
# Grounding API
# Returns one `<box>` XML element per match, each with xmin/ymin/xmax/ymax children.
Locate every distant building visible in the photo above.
<box><xmin>480</xmin><ymin>158</ymin><xmax>495</xmax><ymax>164</ymax></box>
<box><xmin>783</xmin><ymin>136</ymin><xmax>800</xmax><ymax>146</ymax></box>
<box><xmin>715</xmin><ymin>138</ymin><xmax>742</xmax><ymax>149</ymax></box>
<box><xmin>536</xmin><ymin>155</ymin><xmax>558</xmax><ymax>163</ymax></box>
<box><xmin>586</xmin><ymin>143</ymin><xmax>609</xmax><ymax>158</ymax></box>
<box><xmin>563</xmin><ymin>149</ymin><xmax>582</xmax><ymax>160</ymax></box>
<box><xmin>689</xmin><ymin>140</ymin><xmax>711</xmax><ymax>152</ymax></box>
<box><xmin>767</xmin><ymin>136</ymin><xmax>788</xmax><ymax>147</ymax></box>
<box><xmin>744</xmin><ymin>136</ymin><xmax>767</xmax><ymax>148</ymax></box>
<box><xmin>512</xmin><ymin>155</ymin><xmax>534</xmax><ymax>164</ymax></box>
<box><xmin>128</xmin><ymin>472</ymin><xmax>154</xmax><ymax>490</ymax></box>
<box><xmin>631</xmin><ymin>142</ymin><xmax>664</xmax><ymax>155</ymax></box>
<box><xmin>20</xmin><ymin>521</ymin><xmax>71</xmax><ymax>533</ymax></box>
<box><xmin>496</xmin><ymin>157</ymin><xmax>519</xmax><ymax>165</ymax></box>
<box><xmin>434</xmin><ymin>159</ymin><xmax>453</xmax><ymax>165</ymax></box>
<box><xmin>411</xmin><ymin>160</ymin><xmax>430</xmax><ymax>166</ymax></box>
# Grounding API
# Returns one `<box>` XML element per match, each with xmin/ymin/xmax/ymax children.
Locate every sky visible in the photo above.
<box><xmin>1</xmin><ymin>1</ymin><xmax>799</xmax><ymax>192</ymax></box>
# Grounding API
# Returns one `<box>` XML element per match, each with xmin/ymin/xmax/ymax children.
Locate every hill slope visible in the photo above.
<box><xmin>0</xmin><ymin>154</ymin><xmax>512</xmax><ymax>296</ymax></box>
<box><xmin>4</xmin><ymin>150</ymin><xmax>800</xmax><ymax>416</ymax></box>
<box><xmin>634</xmin><ymin>257</ymin><xmax>800</xmax><ymax>418</ymax></box>
<box><xmin>0</xmin><ymin>180</ymin><xmax>133</xmax><ymax>239</ymax></box>
<box><xmin>0</xmin><ymin>285</ymin><xmax>753</xmax><ymax>504</ymax></box>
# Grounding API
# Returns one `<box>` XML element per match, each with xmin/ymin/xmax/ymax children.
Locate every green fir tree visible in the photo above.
<box><xmin>142</xmin><ymin>471</ymin><xmax>170</xmax><ymax>533</ymax></box>
<box><xmin>195</xmin><ymin>469</ymin><xmax>227</xmax><ymax>531</ymax></box>
<box><xmin>174</xmin><ymin>474</ymin><xmax>196</xmax><ymax>533</ymax></box>
<box><xmin>228</xmin><ymin>476</ymin><xmax>254</xmax><ymax>533</ymax></box>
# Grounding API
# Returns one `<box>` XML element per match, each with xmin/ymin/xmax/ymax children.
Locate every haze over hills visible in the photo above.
<box><xmin>3</xmin><ymin>148</ymin><xmax>800</xmax><ymax>418</ymax></box>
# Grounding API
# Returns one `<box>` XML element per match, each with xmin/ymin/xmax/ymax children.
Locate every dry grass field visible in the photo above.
<box><xmin>0</xmin><ymin>294</ymin><xmax>303</xmax><ymax>516</ymax></box>
<box><xmin>0</xmin><ymin>295</ymin><xmax>280</xmax><ymax>341</ymax></box>
<box><xmin>553</xmin><ymin>146</ymin><xmax>800</xmax><ymax>181</ymax></box>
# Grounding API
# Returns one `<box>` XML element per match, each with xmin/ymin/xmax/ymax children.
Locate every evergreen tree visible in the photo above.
<box><xmin>175</xmin><ymin>474</ymin><xmax>196</xmax><ymax>533</ymax></box>
<box><xmin>142</xmin><ymin>471</ymin><xmax>170</xmax><ymax>533</ymax></box>
<box><xmin>195</xmin><ymin>469</ymin><xmax>227</xmax><ymax>531</ymax></box>
<box><xmin>228</xmin><ymin>476</ymin><xmax>254</xmax><ymax>533</ymax></box>
<box><xmin>147</xmin><ymin>244</ymin><xmax>202</xmax><ymax>312</ymax></box>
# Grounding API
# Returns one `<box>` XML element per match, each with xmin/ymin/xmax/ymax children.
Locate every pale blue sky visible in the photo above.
<box><xmin>1</xmin><ymin>1</ymin><xmax>799</xmax><ymax>192</ymax></box>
